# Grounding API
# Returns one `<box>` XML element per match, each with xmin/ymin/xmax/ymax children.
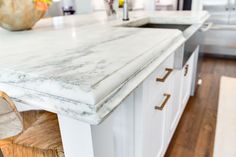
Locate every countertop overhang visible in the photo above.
<box><xmin>0</xmin><ymin>11</ymin><xmax>209</xmax><ymax>124</ymax></box>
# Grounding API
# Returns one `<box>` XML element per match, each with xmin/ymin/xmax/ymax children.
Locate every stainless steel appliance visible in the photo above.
<box><xmin>201</xmin><ymin>0</ymin><xmax>236</xmax><ymax>56</ymax></box>
<box><xmin>203</xmin><ymin>0</ymin><xmax>236</xmax><ymax>25</ymax></box>
<box><xmin>138</xmin><ymin>23</ymin><xmax>199</xmax><ymax>69</ymax></box>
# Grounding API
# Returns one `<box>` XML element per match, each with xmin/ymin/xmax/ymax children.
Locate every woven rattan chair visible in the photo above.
<box><xmin>0</xmin><ymin>91</ymin><xmax>64</xmax><ymax>157</ymax></box>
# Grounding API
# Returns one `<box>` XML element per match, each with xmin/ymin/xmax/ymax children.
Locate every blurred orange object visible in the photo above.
<box><xmin>0</xmin><ymin>0</ymin><xmax>48</xmax><ymax>31</ymax></box>
<box><xmin>35</xmin><ymin>1</ymin><xmax>49</xmax><ymax>11</ymax></box>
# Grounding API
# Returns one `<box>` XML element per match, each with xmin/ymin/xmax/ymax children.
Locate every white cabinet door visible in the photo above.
<box><xmin>134</xmin><ymin>84</ymin><xmax>168</xmax><ymax>157</ymax></box>
<box><xmin>181</xmin><ymin>52</ymin><xmax>195</xmax><ymax>110</ymax></box>
<box><xmin>141</xmin><ymin>98</ymin><xmax>167</xmax><ymax>157</ymax></box>
<box><xmin>135</xmin><ymin>54</ymin><xmax>175</xmax><ymax>157</ymax></box>
<box><xmin>165</xmin><ymin>70</ymin><xmax>182</xmax><ymax>145</ymax></box>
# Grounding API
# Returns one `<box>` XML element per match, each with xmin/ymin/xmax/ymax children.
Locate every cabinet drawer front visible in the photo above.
<box><xmin>136</xmin><ymin>53</ymin><xmax>178</xmax><ymax>157</ymax></box>
<box><xmin>144</xmin><ymin>53</ymin><xmax>175</xmax><ymax>106</ymax></box>
<box><xmin>142</xmin><ymin>104</ymin><xmax>167</xmax><ymax>157</ymax></box>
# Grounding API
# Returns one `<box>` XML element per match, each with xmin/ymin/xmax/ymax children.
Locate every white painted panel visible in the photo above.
<box><xmin>91</xmin><ymin>114</ymin><xmax>115</xmax><ymax>157</ymax></box>
<box><xmin>181</xmin><ymin>52</ymin><xmax>195</xmax><ymax>110</ymax></box>
<box><xmin>62</xmin><ymin>0</ymin><xmax>76</xmax><ymax>7</ymax></box>
<box><xmin>134</xmin><ymin>53</ymin><xmax>175</xmax><ymax>157</ymax></box>
<box><xmin>59</xmin><ymin>93</ymin><xmax>135</xmax><ymax>157</ymax></box>
<box><xmin>166</xmin><ymin>71</ymin><xmax>180</xmax><ymax>136</ymax></box>
<box><xmin>192</xmin><ymin>0</ymin><xmax>203</xmax><ymax>11</ymax></box>
<box><xmin>75</xmin><ymin>0</ymin><xmax>93</xmax><ymax>13</ymax></box>
<box><xmin>144</xmin><ymin>0</ymin><xmax>156</xmax><ymax>11</ymax></box>
<box><xmin>141</xmin><ymin>93</ymin><xmax>166</xmax><ymax>157</ymax></box>
<box><xmin>92</xmin><ymin>93</ymin><xmax>135</xmax><ymax>157</ymax></box>
<box><xmin>92</xmin><ymin>0</ymin><xmax>118</xmax><ymax>11</ymax></box>
<box><xmin>134</xmin><ymin>85</ymin><xmax>145</xmax><ymax>157</ymax></box>
<box><xmin>92</xmin><ymin>0</ymin><xmax>105</xmax><ymax>10</ymax></box>
<box><xmin>132</xmin><ymin>0</ymin><xmax>144</xmax><ymax>9</ymax></box>
<box><xmin>191</xmin><ymin>46</ymin><xmax>199</xmax><ymax>96</ymax></box>
<box><xmin>58</xmin><ymin>116</ymin><xmax>94</xmax><ymax>157</ymax></box>
<box><xmin>203</xmin><ymin>0</ymin><xmax>228</xmax><ymax>6</ymax></box>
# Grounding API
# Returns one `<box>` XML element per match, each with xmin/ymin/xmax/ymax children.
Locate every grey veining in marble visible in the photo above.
<box><xmin>0</xmin><ymin>11</ymin><xmax>209</xmax><ymax>124</ymax></box>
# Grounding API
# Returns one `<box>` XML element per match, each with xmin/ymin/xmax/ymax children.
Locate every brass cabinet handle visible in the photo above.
<box><xmin>156</xmin><ymin>68</ymin><xmax>173</xmax><ymax>82</ymax></box>
<box><xmin>155</xmin><ymin>94</ymin><xmax>171</xmax><ymax>110</ymax></box>
<box><xmin>184</xmin><ymin>64</ymin><xmax>189</xmax><ymax>77</ymax></box>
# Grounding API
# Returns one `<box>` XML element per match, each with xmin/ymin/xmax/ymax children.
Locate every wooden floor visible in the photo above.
<box><xmin>165</xmin><ymin>56</ymin><xmax>236</xmax><ymax>157</ymax></box>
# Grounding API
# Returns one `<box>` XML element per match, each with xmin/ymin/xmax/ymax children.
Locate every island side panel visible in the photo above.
<box><xmin>58</xmin><ymin>115</ymin><xmax>95</xmax><ymax>157</ymax></box>
<box><xmin>92</xmin><ymin>92</ymin><xmax>135</xmax><ymax>157</ymax></box>
<box><xmin>58</xmin><ymin>93</ymin><xmax>135</xmax><ymax>157</ymax></box>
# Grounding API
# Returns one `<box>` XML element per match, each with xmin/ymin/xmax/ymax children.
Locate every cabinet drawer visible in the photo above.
<box><xmin>144</xmin><ymin>53</ymin><xmax>175</xmax><ymax>106</ymax></box>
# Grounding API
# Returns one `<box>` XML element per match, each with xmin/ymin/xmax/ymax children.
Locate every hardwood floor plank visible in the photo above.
<box><xmin>168</xmin><ymin>144</ymin><xmax>194</xmax><ymax>157</ymax></box>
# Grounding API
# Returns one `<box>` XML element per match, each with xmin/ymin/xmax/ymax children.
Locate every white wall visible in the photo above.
<box><xmin>144</xmin><ymin>0</ymin><xmax>156</xmax><ymax>11</ymax></box>
<box><xmin>172</xmin><ymin>0</ymin><xmax>178</xmax><ymax>10</ymax></box>
<box><xmin>93</xmin><ymin>0</ymin><xmax>105</xmax><ymax>10</ymax></box>
<box><xmin>75</xmin><ymin>0</ymin><xmax>93</xmax><ymax>13</ymax></box>
<box><xmin>92</xmin><ymin>0</ymin><xmax>144</xmax><ymax>10</ymax></box>
<box><xmin>192</xmin><ymin>0</ymin><xmax>203</xmax><ymax>11</ymax></box>
<box><xmin>67</xmin><ymin>0</ymin><xmax>186</xmax><ymax>14</ymax></box>
<box><xmin>132</xmin><ymin>0</ymin><xmax>144</xmax><ymax>9</ymax></box>
<box><xmin>144</xmin><ymin>0</ymin><xmax>178</xmax><ymax>11</ymax></box>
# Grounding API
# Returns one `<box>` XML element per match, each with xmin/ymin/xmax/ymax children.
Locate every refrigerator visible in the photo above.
<box><xmin>200</xmin><ymin>0</ymin><xmax>236</xmax><ymax>56</ymax></box>
<box><xmin>203</xmin><ymin>0</ymin><xmax>236</xmax><ymax>25</ymax></box>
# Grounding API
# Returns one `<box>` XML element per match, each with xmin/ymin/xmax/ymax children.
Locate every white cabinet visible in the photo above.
<box><xmin>135</xmin><ymin>46</ymin><xmax>198</xmax><ymax>157</ymax></box>
<box><xmin>135</xmin><ymin>53</ymin><xmax>175</xmax><ymax>157</ymax></box>
<box><xmin>59</xmin><ymin>92</ymin><xmax>136</xmax><ymax>157</ymax></box>
<box><xmin>165</xmin><ymin>70</ymin><xmax>182</xmax><ymax>145</ymax></box>
<box><xmin>62</xmin><ymin>46</ymin><xmax>198</xmax><ymax>157</ymax></box>
<box><xmin>165</xmin><ymin>51</ymin><xmax>197</xmax><ymax>152</ymax></box>
<box><xmin>140</xmin><ymin>97</ymin><xmax>167</xmax><ymax>157</ymax></box>
<box><xmin>180</xmin><ymin>52</ymin><xmax>195</xmax><ymax>110</ymax></box>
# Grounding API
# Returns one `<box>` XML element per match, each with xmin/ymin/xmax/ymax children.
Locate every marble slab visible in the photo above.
<box><xmin>0</xmin><ymin>11</ymin><xmax>209</xmax><ymax>124</ymax></box>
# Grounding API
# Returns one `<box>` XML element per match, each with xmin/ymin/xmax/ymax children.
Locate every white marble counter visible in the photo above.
<box><xmin>0</xmin><ymin>11</ymin><xmax>209</xmax><ymax>124</ymax></box>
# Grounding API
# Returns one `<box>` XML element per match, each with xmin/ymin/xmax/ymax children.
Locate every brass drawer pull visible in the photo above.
<box><xmin>184</xmin><ymin>64</ymin><xmax>189</xmax><ymax>77</ymax></box>
<box><xmin>155</xmin><ymin>94</ymin><xmax>171</xmax><ymax>110</ymax></box>
<box><xmin>156</xmin><ymin>68</ymin><xmax>173</xmax><ymax>82</ymax></box>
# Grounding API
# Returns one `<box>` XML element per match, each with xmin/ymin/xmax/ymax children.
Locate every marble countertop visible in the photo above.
<box><xmin>0</xmin><ymin>11</ymin><xmax>209</xmax><ymax>124</ymax></box>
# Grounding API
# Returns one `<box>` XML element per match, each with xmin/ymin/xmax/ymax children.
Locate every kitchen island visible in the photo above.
<box><xmin>0</xmin><ymin>11</ymin><xmax>209</xmax><ymax>157</ymax></box>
